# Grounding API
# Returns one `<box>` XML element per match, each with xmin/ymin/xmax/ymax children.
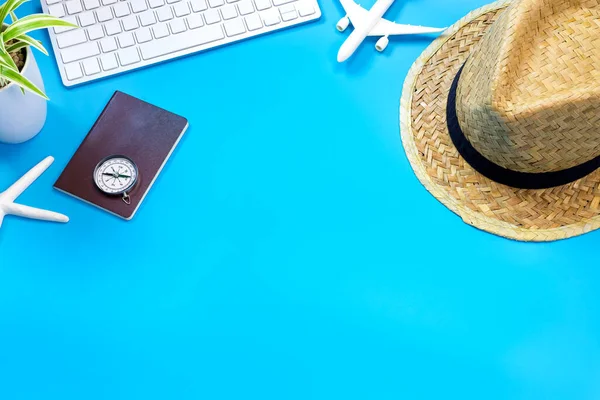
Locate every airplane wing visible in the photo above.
<box><xmin>339</xmin><ymin>0</ymin><xmax>367</xmax><ymax>24</ymax></box>
<box><xmin>339</xmin><ymin>0</ymin><xmax>445</xmax><ymax>37</ymax></box>
<box><xmin>368</xmin><ymin>20</ymin><xmax>446</xmax><ymax>37</ymax></box>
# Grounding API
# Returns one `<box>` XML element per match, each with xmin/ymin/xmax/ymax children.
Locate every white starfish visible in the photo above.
<box><xmin>0</xmin><ymin>156</ymin><xmax>69</xmax><ymax>228</ymax></box>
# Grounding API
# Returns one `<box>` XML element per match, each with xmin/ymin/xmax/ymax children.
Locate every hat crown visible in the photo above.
<box><xmin>456</xmin><ymin>0</ymin><xmax>600</xmax><ymax>173</ymax></box>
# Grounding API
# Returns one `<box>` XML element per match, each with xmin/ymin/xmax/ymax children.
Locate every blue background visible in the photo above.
<box><xmin>2</xmin><ymin>0</ymin><xmax>600</xmax><ymax>399</ymax></box>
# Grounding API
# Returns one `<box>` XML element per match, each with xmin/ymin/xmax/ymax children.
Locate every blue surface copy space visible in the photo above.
<box><xmin>2</xmin><ymin>0</ymin><xmax>600</xmax><ymax>399</ymax></box>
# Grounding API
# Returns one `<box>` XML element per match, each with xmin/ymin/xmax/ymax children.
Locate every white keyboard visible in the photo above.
<box><xmin>41</xmin><ymin>0</ymin><xmax>321</xmax><ymax>86</ymax></box>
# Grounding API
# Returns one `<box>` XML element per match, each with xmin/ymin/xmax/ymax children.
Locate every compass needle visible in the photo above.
<box><xmin>94</xmin><ymin>156</ymin><xmax>139</xmax><ymax>205</ymax></box>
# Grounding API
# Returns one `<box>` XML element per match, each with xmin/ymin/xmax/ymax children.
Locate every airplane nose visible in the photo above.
<box><xmin>337</xmin><ymin>35</ymin><xmax>359</xmax><ymax>63</ymax></box>
<box><xmin>337</xmin><ymin>47</ymin><xmax>350</xmax><ymax>63</ymax></box>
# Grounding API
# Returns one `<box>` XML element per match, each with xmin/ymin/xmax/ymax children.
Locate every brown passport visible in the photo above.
<box><xmin>54</xmin><ymin>91</ymin><xmax>189</xmax><ymax>220</ymax></box>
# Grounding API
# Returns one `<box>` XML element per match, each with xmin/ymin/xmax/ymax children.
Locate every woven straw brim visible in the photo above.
<box><xmin>400</xmin><ymin>0</ymin><xmax>600</xmax><ymax>242</ymax></box>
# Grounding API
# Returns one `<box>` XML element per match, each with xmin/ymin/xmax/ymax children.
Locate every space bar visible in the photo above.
<box><xmin>140</xmin><ymin>25</ymin><xmax>225</xmax><ymax>60</ymax></box>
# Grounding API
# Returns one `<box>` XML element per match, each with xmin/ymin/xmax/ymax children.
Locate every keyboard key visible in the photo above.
<box><xmin>157</xmin><ymin>6</ymin><xmax>173</xmax><ymax>21</ymax></box>
<box><xmin>135</xmin><ymin>27</ymin><xmax>153</xmax><ymax>42</ymax></box>
<box><xmin>170</xmin><ymin>18</ymin><xmax>187</xmax><ymax>33</ymax></box>
<box><xmin>186</xmin><ymin>13</ymin><xmax>204</xmax><ymax>28</ymax></box>
<box><xmin>55</xmin><ymin>16</ymin><xmax>78</xmax><ymax>33</ymax></box>
<box><xmin>83</xmin><ymin>58</ymin><xmax>101</xmax><ymax>75</ymax></box>
<box><xmin>245</xmin><ymin>13</ymin><xmax>261</xmax><ymax>30</ymax></box>
<box><xmin>117</xmin><ymin>32</ymin><xmax>135</xmax><ymax>47</ymax></box>
<box><xmin>131</xmin><ymin>0</ymin><xmax>148</xmax><ymax>12</ymax></box>
<box><xmin>139</xmin><ymin>10</ymin><xmax>157</xmax><ymax>25</ymax></box>
<box><xmin>152</xmin><ymin>23</ymin><xmax>170</xmax><ymax>38</ymax></box>
<box><xmin>64</xmin><ymin>62</ymin><xmax>83</xmax><ymax>80</ymax></box>
<box><xmin>262</xmin><ymin>10</ymin><xmax>279</xmax><ymax>25</ymax></box>
<box><xmin>167</xmin><ymin>0</ymin><xmax>180</xmax><ymax>3</ymax></box>
<box><xmin>105</xmin><ymin>20</ymin><xmax>122</xmax><ymax>34</ymax></box>
<box><xmin>224</xmin><ymin>18</ymin><xmax>244</xmax><ymax>36</ymax></box>
<box><xmin>113</xmin><ymin>2</ymin><xmax>130</xmax><ymax>16</ymax></box>
<box><xmin>100</xmin><ymin>53</ymin><xmax>119</xmax><ymax>70</ymax></box>
<box><xmin>254</xmin><ymin>0</ymin><xmax>269</xmax><ymax>10</ymax></box>
<box><xmin>208</xmin><ymin>0</ymin><xmax>223</xmax><ymax>7</ymax></box>
<box><xmin>237</xmin><ymin>0</ymin><xmax>253</xmax><ymax>15</ymax></box>
<box><xmin>79</xmin><ymin>11</ymin><xmax>96</xmax><ymax>26</ymax></box>
<box><xmin>48</xmin><ymin>4</ymin><xmax>65</xmax><ymax>17</ymax></box>
<box><xmin>190</xmin><ymin>0</ymin><xmax>207</xmax><ymax>11</ymax></box>
<box><xmin>65</xmin><ymin>0</ymin><xmax>83</xmax><ymax>14</ymax></box>
<box><xmin>122</xmin><ymin>15</ymin><xmax>140</xmax><ymax>30</ymax></box>
<box><xmin>173</xmin><ymin>2</ymin><xmax>190</xmax><ymax>16</ymax></box>
<box><xmin>84</xmin><ymin>0</ymin><xmax>101</xmax><ymax>9</ymax></box>
<box><xmin>281</xmin><ymin>9</ymin><xmax>296</xmax><ymax>21</ymax></box>
<box><xmin>272</xmin><ymin>0</ymin><xmax>293</xmax><ymax>5</ymax></box>
<box><xmin>204</xmin><ymin>8</ymin><xmax>220</xmax><ymax>23</ymax></box>
<box><xmin>88</xmin><ymin>24</ymin><xmax>105</xmax><ymax>39</ymax></box>
<box><xmin>220</xmin><ymin>4</ymin><xmax>236</xmax><ymax>19</ymax></box>
<box><xmin>46</xmin><ymin>0</ymin><xmax>62</xmax><ymax>4</ymax></box>
<box><xmin>56</xmin><ymin>29</ymin><xmax>87</xmax><ymax>48</ymax></box>
<box><xmin>226</xmin><ymin>0</ymin><xmax>239</xmax><ymax>3</ymax></box>
<box><xmin>118</xmin><ymin>47</ymin><xmax>141</xmax><ymax>65</ymax></box>
<box><xmin>279</xmin><ymin>3</ymin><xmax>293</xmax><ymax>12</ymax></box>
<box><xmin>82</xmin><ymin>0</ymin><xmax>99</xmax><ymax>9</ymax></box>
<box><xmin>148</xmin><ymin>0</ymin><xmax>164</xmax><ymax>8</ymax></box>
<box><xmin>96</xmin><ymin>7</ymin><xmax>113</xmax><ymax>21</ymax></box>
<box><xmin>100</xmin><ymin>36</ymin><xmax>118</xmax><ymax>51</ymax></box>
<box><xmin>102</xmin><ymin>0</ymin><xmax>118</xmax><ymax>4</ymax></box>
<box><xmin>140</xmin><ymin>24</ymin><xmax>223</xmax><ymax>59</ymax></box>
<box><xmin>61</xmin><ymin>41</ymin><xmax>100</xmax><ymax>63</ymax></box>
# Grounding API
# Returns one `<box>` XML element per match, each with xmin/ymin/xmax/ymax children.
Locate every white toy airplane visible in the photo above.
<box><xmin>0</xmin><ymin>156</ymin><xmax>69</xmax><ymax>228</ymax></box>
<box><xmin>336</xmin><ymin>0</ymin><xmax>445</xmax><ymax>62</ymax></box>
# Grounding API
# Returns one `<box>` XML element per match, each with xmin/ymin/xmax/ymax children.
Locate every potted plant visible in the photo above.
<box><xmin>0</xmin><ymin>0</ymin><xmax>75</xmax><ymax>143</ymax></box>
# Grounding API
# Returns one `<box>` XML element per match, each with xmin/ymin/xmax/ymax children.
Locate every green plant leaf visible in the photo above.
<box><xmin>5</xmin><ymin>40</ymin><xmax>28</xmax><ymax>54</ymax></box>
<box><xmin>0</xmin><ymin>57</ymin><xmax>16</xmax><ymax>70</ymax></box>
<box><xmin>0</xmin><ymin>64</ymin><xmax>48</xmax><ymax>99</ymax></box>
<box><xmin>1</xmin><ymin>32</ymin><xmax>30</xmax><ymax>97</ymax></box>
<box><xmin>9</xmin><ymin>34</ymin><xmax>48</xmax><ymax>55</ymax></box>
<box><xmin>0</xmin><ymin>58</ymin><xmax>23</xmax><ymax>97</ymax></box>
<box><xmin>0</xmin><ymin>0</ymin><xmax>29</xmax><ymax>25</ymax></box>
<box><xmin>3</xmin><ymin>14</ymin><xmax>78</xmax><ymax>41</ymax></box>
<box><xmin>0</xmin><ymin>35</ymin><xmax>18</xmax><ymax>71</ymax></box>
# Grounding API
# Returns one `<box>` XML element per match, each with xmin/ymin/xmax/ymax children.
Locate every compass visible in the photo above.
<box><xmin>93</xmin><ymin>155</ymin><xmax>139</xmax><ymax>204</ymax></box>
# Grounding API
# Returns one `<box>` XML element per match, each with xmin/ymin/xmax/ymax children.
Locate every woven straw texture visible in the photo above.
<box><xmin>400</xmin><ymin>0</ymin><xmax>600</xmax><ymax>241</ymax></box>
<box><xmin>456</xmin><ymin>0</ymin><xmax>600</xmax><ymax>173</ymax></box>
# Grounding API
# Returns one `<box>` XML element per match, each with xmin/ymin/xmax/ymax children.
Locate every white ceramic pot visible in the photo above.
<box><xmin>0</xmin><ymin>46</ymin><xmax>47</xmax><ymax>144</ymax></box>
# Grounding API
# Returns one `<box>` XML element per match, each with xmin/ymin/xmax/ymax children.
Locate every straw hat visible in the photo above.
<box><xmin>400</xmin><ymin>0</ymin><xmax>600</xmax><ymax>241</ymax></box>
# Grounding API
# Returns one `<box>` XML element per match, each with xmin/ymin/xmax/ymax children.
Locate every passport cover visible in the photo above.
<box><xmin>54</xmin><ymin>91</ymin><xmax>189</xmax><ymax>220</ymax></box>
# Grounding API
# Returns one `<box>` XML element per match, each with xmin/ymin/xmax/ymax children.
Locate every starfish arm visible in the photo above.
<box><xmin>3</xmin><ymin>202</ymin><xmax>69</xmax><ymax>223</ymax></box>
<box><xmin>0</xmin><ymin>157</ymin><xmax>54</xmax><ymax>203</ymax></box>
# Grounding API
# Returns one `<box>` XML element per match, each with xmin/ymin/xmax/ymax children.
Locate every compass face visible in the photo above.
<box><xmin>94</xmin><ymin>156</ymin><xmax>138</xmax><ymax>195</ymax></box>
